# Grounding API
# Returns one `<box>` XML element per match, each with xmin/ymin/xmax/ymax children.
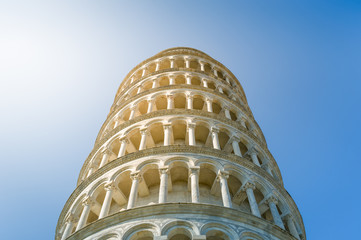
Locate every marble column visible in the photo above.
<box><xmin>169</xmin><ymin>75</ymin><xmax>175</xmax><ymax>85</ymax></box>
<box><xmin>61</xmin><ymin>214</ymin><xmax>75</xmax><ymax>240</ymax></box>
<box><xmin>211</xmin><ymin>127</ymin><xmax>221</xmax><ymax>150</ymax></box>
<box><xmin>206</xmin><ymin>98</ymin><xmax>213</xmax><ymax>112</ymax></box>
<box><xmin>166</xmin><ymin>95</ymin><xmax>174</xmax><ymax>109</ymax></box>
<box><xmin>163</xmin><ymin>124</ymin><xmax>172</xmax><ymax>146</ymax></box>
<box><xmin>186</xmin><ymin>75</ymin><xmax>191</xmax><ymax>85</ymax></box>
<box><xmin>99</xmin><ymin>181</ymin><xmax>116</xmax><ymax>219</ymax></box>
<box><xmin>170</xmin><ymin>58</ymin><xmax>175</xmax><ymax>68</ymax></box>
<box><xmin>118</xmin><ymin>137</ymin><xmax>128</xmax><ymax>158</ymax></box>
<box><xmin>187</xmin><ymin>123</ymin><xmax>196</xmax><ymax>146</ymax></box>
<box><xmin>75</xmin><ymin>196</ymin><xmax>93</xmax><ymax>231</ymax></box>
<box><xmin>217</xmin><ymin>86</ymin><xmax>224</xmax><ymax>93</ymax></box>
<box><xmin>199</xmin><ymin>61</ymin><xmax>205</xmax><ymax>71</ymax></box>
<box><xmin>217</xmin><ymin>171</ymin><xmax>232</xmax><ymax>207</ymax></box>
<box><xmin>239</xmin><ymin>116</ymin><xmax>247</xmax><ymax>128</ymax></box>
<box><xmin>231</xmin><ymin>136</ymin><xmax>242</xmax><ymax>157</ymax></box>
<box><xmin>201</xmin><ymin>78</ymin><xmax>208</xmax><ymax>88</ymax></box>
<box><xmin>224</xmin><ymin>107</ymin><xmax>231</xmax><ymax>119</ymax></box>
<box><xmin>141</xmin><ymin>67</ymin><xmax>147</xmax><ymax>77</ymax></box>
<box><xmin>242</xmin><ymin>182</ymin><xmax>261</xmax><ymax>217</ymax></box>
<box><xmin>129</xmin><ymin>106</ymin><xmax>137</xmax><ymax>120</ymax></box>
<box><xmin>128</xmin><ymin>172</ymin><xmax>141</xmax><ymax>209</ymax></box>
<box><xmin>155</xmin><ymin>61</ymin><xmax>160</xmax><ymax>71</ymax></box>
<box><xmin>248</xmin><ymin>147</ymin><xmax>261</xmax><ymax>166</ymax></box>
<box><xmin>285</xmin><ymin>214</ymin><xmax>300</xmax><ymax>239</ymax></box>
<box><xmin>99</xmin><ymin>148</ymin><xmax>112</xmax><ymax>168</ymax></box>
<box><xmin>147</xmin><ymin>99</ymin><xmax>154</xmax><ymax>113</ymax></box>
<box><xmin>186</xmin><ymin>94</ymin><xmax>193</xmax><ymax>109</ymax></box>
<box><xmin>137</xmin><ymin>85</ymin><xmax>143</xmax><ymax>94</ymax></box>
<box><xmin>189</xmin><ymin>167</ymin><xmax>200</xmax><ymax>203</ymax></box>
<box><xmin>213</xmin><ymin>67</ymin><xmax>218</xmax><ymax>77</ymax></box>
<box><xmin>267</xmin><ymin>196</ymin><xmax>285</xmax><ymax>229</ymax></box>
<box><xmin>158</xmin><ymin>168</ymin><xmax>169</xmax><ymax>203</ymax></box>
<box><xmin>185</xmin><ymin>57</ymin><xmax>190</xmax><ymax>68</ymax></box>
<box><xmin>139</xmin><ymin>128</ymin><xmax>148</xmax><ymax>150</ymax></box>
<box><xmin>152</xmin><ymin>79</ymin><xmax>158</xmax><ymax>88</ymax></box>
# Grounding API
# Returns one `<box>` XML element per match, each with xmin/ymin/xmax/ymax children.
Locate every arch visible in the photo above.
<box><xmin>161</xmin><ymin>220</ymin><xmax>197</xmax><ymax>236</ymax></box>
<box><xmin>123</xmin><ymin>223</ymin><xmax>159</xmax><ymax>240</ymax></box>
<box><xmin>97</xmin><ymin>233</ymin><xmax>120</xmax><ymax>240</ymax></box>
<box><xmin>239</xmin><ymin>231</ymin><xmax>264</xmax><ymax>240</ymax></box>
<box><xmin>201</xmin><ymin>222</ymin><xmax>237</xmax><ymax>240</ymax></box>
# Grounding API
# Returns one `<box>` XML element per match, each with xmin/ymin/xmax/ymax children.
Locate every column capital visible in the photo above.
<box><xmin>189</xmin><ymin>166</ymin><xmax>200</xmax><ymax>176</ymax></box>
<box><xmin>130</xmin><ymin>105</ymin><xmax>138</xmax><ymax>110</ymax></box>
<box><xmin>119</xmin><ymin>136</ymin><xmax>129</xmax><ymax>144</ymax></box>
<box><xmin>65</xmin><ymin>213</ymin><xmax>77</xmax><ymax>223</ymax></box>
<box><xmin>247</xmin><ymin>146</ymin><xmax>258</xmax><ymax>155</ymax></box>
<box><xmin>140</xmin><ymin>128</ymin><xmax>148</xmax><ymax>135</ymax></box>
<box><xmin>104</xmin><ymin>181</ymin><xmax>117</xmax><ymax>191</ymax></box>
<box><xmin>159</xmin><ymin>167</ymin><xmax>169</xmax><ymax>175</ymax></box>
<box><xmin>211</xmin><ymin>127</ymin><xmax>219</xmax><ymax>133</ymax></box>
<box><xmin>186</xmin><ymin>93</ymin><xmax>193</xmax><ymax>99</ymax></box>
<box><xmin>205</xmin><ymin>97</ymin><xmax>213</xmax><ymax>102</ymax></box>
<box><xmin>101</xmin><ymin>147</ymin><xmax>113</xmax><ymax>156</ymax></box>
<box><xmin>217</xmin><ymin>170</ymin><xmax>229</xmax><ymax>181</ymax></box>
<box><xmin>241</xmin><ymin>182</ymin><xmax>256</xmax><ymax>191</ymax></box>
<box><xmin>282</xmin><ymin>212</ymin><xmax>294</xmax><ymax>220</ymax></box>
<box><xmin>147</xmin><ymin>98</ymin><xmax>155</xmax><ymax>103</ymax></box>
<box><xmin>187</xmin><ymin>122</ymin><xmax>196</xmax><ymax>129</ymax></box>
<box><xmin>163</xmin><ymin>123</ymin><xmax>172</xmax><ymax>130</ymax></box>
<box><xmin>82</xmin><ymin>196</ymin><xmax>95</xmax><ymax>206</ymax></box>
<box><xmin>230</xmin><ymin>135</ymin><xmax>241</xmax><ymax>142</ymax></box>
<box><xmin>166</xmin><ymin>94</ymin><xmax>174</xmax><ymax>99</ymax></box>
<box><xmin>130</xmin><ymin>171</ymin><xmax>142</xmax><ymax>181</ymax></box>
<box><xmin>266</xmin><ymin>195</ymin><xmax>279</xmax><ymax>205</ymax></box>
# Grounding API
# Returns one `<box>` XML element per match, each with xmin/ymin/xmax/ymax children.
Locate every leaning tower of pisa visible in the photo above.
<box><xmin>56</xmin><ymin>47</ymin><xmax>305</xmax><ymax>240</ymax></box>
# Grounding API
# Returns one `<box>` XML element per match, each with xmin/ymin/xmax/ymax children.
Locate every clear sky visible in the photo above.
<box><xmin>0</xmin><ymin>1</ymin><xmax>360</xmax><ymax>239</ymax></box>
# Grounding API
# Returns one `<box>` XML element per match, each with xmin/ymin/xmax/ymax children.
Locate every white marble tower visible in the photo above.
<box><xmin>56</xmin><ymin>47</ymin><xmax>305</xmax><ymax>240</ymax></box>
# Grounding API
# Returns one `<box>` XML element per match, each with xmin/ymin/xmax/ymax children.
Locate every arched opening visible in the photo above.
<box><xmin>198</xmin><ymin>164</ymin><xmax>221</xmax><ymax>205</ymax></box>
<box><xmin>143</xmin><ymin>80</ymin><xmax>153</xmax><ymax>91</ymax></box>
<box><xmin>168</xmin><ymin>163</ymin><xmax>189</xmax><ymax>202</ymax></box>
<box><xmin>159</xmin><ymin>58</ymin><xmax>171</xmax><ymax>70</ymax></box>
<box><xmin>128</xmin><ymin>128</ymin><xmax>141</xmax><ymax>152</ymax></box>
<box><xmin>115</xmin><ymin>171</ymin><xmax>132</xmax><ymax>211</ymax></box>
<box><xmin>155</xmin><ymin>95</ymin><xmax>167</xmax><ymax>110</ymax></box>
<box><xmin>172</xmin><ymin>121</ymin><xmax>187</xmax><ymax>145</ymax></box>
<box><xmin>175</xmin><ymin>75</ymin><xmax>186</xmax><ymax>85</ymax></box>
<box><xmin>190</xmin><ymin>59</ymin><xmax>199</xmax><ymax>70</ymax></box>
<box><xmin>191</xmin><ymin>76</ymin><xmax>201</xmax><ymax>86</ymax></box>
<box><xmin>174</xmin><ymin>94</ymin><xmax>186</xmax><ymax>109</ymax></box>
<box><xmin>159</xmin><ymin>76</ymin><xmax>169</xmax><ymax>87</ymax></box>
<box><xmin>175</xmin><ymin>58</ymin><xmax>185</xmax><ymax>68</ymax></box>
<box><xmin>218</xmin><ymin>130</ymin><xmax>230</xmax><ymax>150</ymax></box>
<box><xmin>168</xmin><ymin>228</ymin><xmax>191</xmax><ymax>240</ymax></box>
<box><xmin>193</xmin><ymin>95</ymin><xmax>205</xmax><ymax>110</ymax></box>
<box><xmin>212</xmin><ymin>102</ymin><xmax>222</xmax><ymax>114</ymax></box>
<box><xmin>149</xmin><ymin>123</ymin><xmax>164</xmax><ymax>147</ymax></box>
<box><xmin>206</xmin><ymin>229</ymin><xmax>230</xmax><ymax>240</ymax></box>
<box><xmin>195</xmin><ymin>124</ymin><xmax>210</xmax><ymax>146</ymax></box>
<box><xmin>208</xmin><ymin>81</ymin><xmax>216</xmax><ymax>90</ymax></box>
<box><xmin>138</xmin><ymin>100</ymin><xmax>148</xmax><ymax>115</ymax></box>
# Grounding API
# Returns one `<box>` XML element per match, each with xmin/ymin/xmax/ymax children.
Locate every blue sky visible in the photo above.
<box><xmin>0</xmin><ymin>1</ymin><xmax>360</xmax><ymax>239</ymax></box>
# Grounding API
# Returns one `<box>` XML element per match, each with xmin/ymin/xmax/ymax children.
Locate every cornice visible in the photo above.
<box><xmin>113</xmin><ymin>47</ymin><xmax>248</xmax><ymax>106</ymax></box>
<box><xmin>58</xmin><ymin>157</ymin><xmax>304</xmax><ymax>238</ymax></box>
<box><xmin>58</xmin><ymin>146</ymin><xmax>304</xmax><ymax>232</ymax></box>
<box><xmin>97</xmin><ymin>84</ymin><xmax>266</xmax><ymax>145</ymax></box>
<box><xmin>113</xmin><ymin>67</ymin><xmax>246</xmax><ymax>105</ymax></box>
<box><xmin>64</xmin><ymin>203</ymin><xmax>301</xmax><ymax>240</ymax></box>
<box><xmin>82</xmin><ymin>109</ymin><xmax>278</xmax><ymax>185</ymax></box>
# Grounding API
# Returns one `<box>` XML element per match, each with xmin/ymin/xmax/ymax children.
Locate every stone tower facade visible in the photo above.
<box><xmin>56</xmin><ymin>47</ymin><xmax>305</xmax><ymax>240</ymax></box>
